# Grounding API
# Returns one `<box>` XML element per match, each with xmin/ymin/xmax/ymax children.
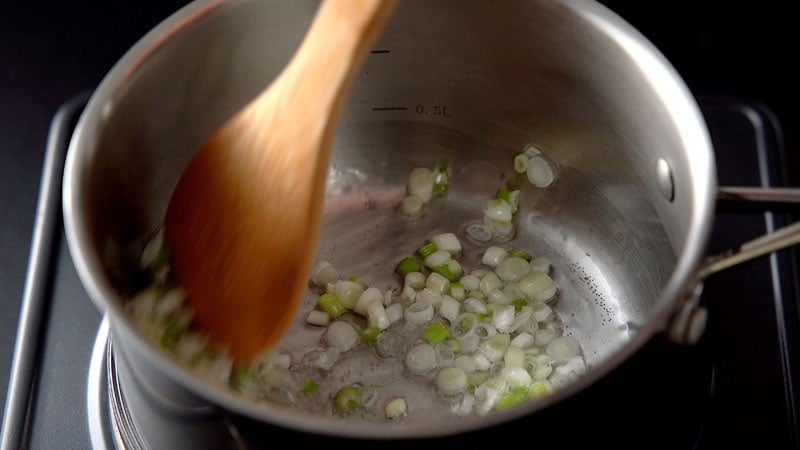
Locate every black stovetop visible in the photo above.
<box><xmin>1</xmin><ymin>2</ymin><xmax>798</xmax><ymax>449</ymax></box>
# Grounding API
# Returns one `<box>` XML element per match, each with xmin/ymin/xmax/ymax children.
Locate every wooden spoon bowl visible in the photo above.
<box><xmin>164</xmin><ymin>0</ymin><xmax>397</xmax><ymax>362</ymax></box>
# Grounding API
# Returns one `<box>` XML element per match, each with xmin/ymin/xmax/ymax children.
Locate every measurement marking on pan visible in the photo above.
<box><xmin>370</xmin><ymin>49</ymin><xmax>391</xmax><ymax>54</ymax></box>
<box><xmin>371</xmin><ymin>106</ymin><xmax>408</xmax><ymax>111</ymax></box>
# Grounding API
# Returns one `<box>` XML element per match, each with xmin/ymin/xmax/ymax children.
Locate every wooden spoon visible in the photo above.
<box><xmin>164</xmin><ymin>0</ymin><xmax>398</xmax><ymax>362</ymax></box>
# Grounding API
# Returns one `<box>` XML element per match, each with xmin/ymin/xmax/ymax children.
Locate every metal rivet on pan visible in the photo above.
<box><xmin>656</xmin><ymin>158</ymin><xmax>675</xmax><ymax>202</ymax></box>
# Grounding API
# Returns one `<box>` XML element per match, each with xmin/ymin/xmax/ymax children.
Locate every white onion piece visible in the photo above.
<box><xmin>513</xmin><ymin>153</ymin><xmax>529</xmax><ymax>173</ymax></box>
<box><xmin>311</xmin><ymin>261</ymin><xmax>339</xmax><ymax>287</ymax></box>
<box><xmin>404</xmin><ymin>271</ymin><xmax>425</xmax><ymax>290</ymax></box>
<box><xmin>449</xmin><ymin>284</ymin><xmax>466</xmax><ymax>301</ymax></box>
<box><xmin>503</xmin><ymin>345</ymin><xmax>525</xmax><ymax>368</ymax></box>
<box><xmin>446</xmin><ymin>259</ymin><xmax>463</xmax><ymax>277</ymax></box>
<box><xmin>492</xmin><ymin>305</ymin><xmax>516</xmax><ymax>333</ymax></box>
<box><xmin>474</xmin><ymin>322</ymin><xmax>497</xmax><ymax>340</ymax></box>
<box><xmin>473</xmin><ymin>353</ymin><xmax>492</xmax><ymax>371</ymax></box>
<box><xmin>499</xmin><ymin>366</ymin><xmax>532</xmax><ymax>387</ymax></box>
<box><xmin>436</xmin><ymin>367</ymin><xmax>467</xmax><ymax>395</ymax></box>
<box><xmin>417</xmin><ymin>287</ymin><xmax>442</xmax><ymax>307</ymax></box>
<box><xmin>481</xmin><ymin>246</ymin><xmax>509</xmax><ymax>267</ymax></box>
<box><xmin>457</xmin><ymin>332</ymin><xmax>480</xmax><ymax>353</ymax></box>
<box><xmin>495</xmin><ymin>256</ymin><xmax>532</xmax><ymax>282</ymax></box>
<box><xmin>302</xmin><ymin>347</ymin><xmax>341</xmax><ymax>371</ymax></box>
<box><xmin>404</xmin><ymin>300</ymin><xmax>434</xmax><ymax>324</ymax></box>
<box><xmin>453</xmin><ymin>393</ymin><xmax>475</xmax><ymax>417</ymax></box>
<box><xmin>424</xmin><ymin>250</ymin><xmax>451</xmax><ymax>269</ymax></box>
<box><xmin>527</xmin><ymin>155</ymin><xmax>555</xmax><ymax>188</ymax></box>
<box><xmin>530</xmin><ymin>256</ymin><xmax>551</xmax><ymax>274</ymax></box>
<box><xmin>510</xmin><ymin>331</ymin><xmax>535</xmax><ymax>349</ymax></box>
<box><xmin>405</xmin><ymin>343</ymin><xmax>437</xmax><ymax>375</ymax></box>
<box><xmin>483</xmin><ymin>199</ymin><xmax>513</xmax><ymax>222</ymax></box>
<box><xmin>487</xmin><ymin>289</ymin><xmax>511</xmax><ymax>305</ymax></box>
<box><xmin>355</xmin><ymin>287</ymin><xmax>384</xmax><ymax>315</ymax></box>
<box><xmin>451</xmin><ymin>313</ymin><xmax>478</xmax><ymax>338</ymax></box>
<box><xmin>333</xmin><ymin>280</ymin><xmax>364</xmax><ymax>310</ymax></box>
<box><xmin>535</xmin><ymin>328</ymin><xmax>556</xmax><ymax>347</ymax></box>
<box><xmin>438</xmin><ymin>295</ymin><xmax>461</xmax><ymax>323</ymax></box>
<box><xmin>385</xmin><ymin>302</ymin><xmax>403</xmax><ymax>324</ymax></box>
<box><xmin>463</xmin><ymin>297</ymin><xmax>487</xmax><ymax>315</ymax></box>
<box><xmin>480</xmin><ymin>334</ymin><xmax>509</xmax><ymax>362</ymax></box>
<box><xmin>306</xmin><ymin>310</ymin><xmax>331</xmax><ymax>327</ymax></box>
<box><xmin>367</xmin><ymin>301</ymin><xmax>391</xmax><ymax>330</ymax></box>
<box><xmin>325</xmin><ymin>321</ymin><xmax>358</xmax><ymax>352</ymax></box>
<box><xmin>479</xmin><ymin>273</ymin><xmax>502</xmax><ymax>296</ymax></box>
<box><xmin>408</xmin><ymin>167</ymin><xmax>434</xmax><ymax>202</ymax></box>
<box><xmin>532</xmin><ymin>303</ymin><xmax>554</xmax><ymax>323</ymax></box>
<box><xmin>546</xmin><ymin>335</ymin><xmax>581</xmax><ymax>360</ymax></box>
<box><xmin>518</xmin><ymin>272</ymin><xmax>554</xmax><ymax>300</ymax></box>
<box><xmin>385</xmin><ymin>398</ymin><xmax>408</xmax><ymax>419</ymax></box>
<box><xmin>454</xmin><ymin>355</ymin><xmax>478</xmax><ymax>373</ymax></box>
<box><xmin>400</xmin><ymin>284</ymin><xmax>417</xmax><ymax>303</ymax></box>
<box><xmin>425</xmin><ymin>272</ymin><xmax>450</xmax><ymax>294</ymax></box>
<box><xmin>400</xmin><ymin>195</ymin><xmax>424</xmax><ymax>219</ymax></box>
<box><xmin>459</xmin><ymin>274</ymin><xmax>480</xmax><ymax>291</ymax></box>
<box><xmin>431</xmin><ymin>232</ymin><xmax>462</xmax><ymax>257</ymax></box>
<box><xmin>488</xmin><ymin>219</ymin><xmax>514</xmax><ymax>243</ymax></box>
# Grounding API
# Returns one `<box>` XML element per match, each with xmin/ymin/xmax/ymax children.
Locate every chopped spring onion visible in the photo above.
<box><xmin>417</xmin><ymin>241</ymin><xmax>438</xmax><ymax>259</ymax></box>
<box><xmin>495</xmin><ymin>256</ymin><xmax>532</xmax><ymax>282</ymax></box>
<box><xmin>527</xmin><ymin>155</ymin><xmax>555</xmax><ymax>188</ymax></box>
<box><xmin>311</xmin><ymin>261</ymin><xmax>339</xmax><ymax>288</ymax></box>
<box><xmin>301</xmin><ymin>379</ymin><xmax>319</xmax><ymax>396</ymax></box>
<box><xmin>405</xmin><ymin>343</ymin><xmax>438</xmax><ymax>375</ymax></box>
<box><xmin>431</xmin><ymin>232</ymin><xmax>462</xmax><ymax>256</ymax></box>
<box><xmin>510</xmin><ymin>331</ymin><xmax>535</xmax><ymax>349</ymax></box>
<box><xmin>332</xmin><ymin>280</ymin><xmax>364</xmax><ymax>310</ymax></box>
<box><xmin>385</xmin><ymin>397</ymin><xmax>408</xmax><ymax>419</ymax></box>
<box><xmin>529</xmin><ymin>381</ymin><xmax>552</xmax><ymax>399</ymax></box>
<box><xmin>423</xmin><ymin>322</ymin><xmax>450</xmax><ymax>345</ymax></box>
<box><xmin>316</xmin><ymin>293</ymin><xmax>345</xmax><ymax>319</ymax></box>
<box><xmin>432</xmin><ymin>168</ymin><xmax>449</xmax><ymax>196</ymax></box>
<box><xmin>385</xmin><ymin>303</ymin><xmax>403</xmax><ymax>324</ymax></box>
<box><xmin>325</xmin><ymin>321</ymin><xmax>358</xmax><ymax>352</ymax></box>
<box><xmin>404</xmin><ymin>271</ymin><xmax>426</xmax><ymax>289</ymax></box>
<box><xmin>530</xmin><ymin>256</ymin><xmax>550</xmax><ymax>274</ymax></box>
<box><xmin>463</xmin><ymin>297</ymin><xmax>487</xmax><ymax>315</ymax></box>
<box><xmin>495</xmin><ymin>386</ymin><xmax>530</xmax><ymax>411</ymax></box>
<box><xmin>438</xmin><ymin>295</ymin><xmax>461</xmax><ymax>323</ymax></box>
<box><xmin>459</xmin><ymin>274</ymin><xmax>480</xmax><ymax>291</ymax></box>
<box><xmin>426</xmin><ymin>272</ymin><xmax>451</xmax><ymax>294</ymax></box>
<box><xmin>454</xmin><ymin>355</ymin><xmax>478</xmax><ymax>373</ymax></box>
<box><xmin>396</xmin><ymin>256</ymin><xmax>422</xmax><ymax>277</ymax></box>
<box><xmin>334</xmin><ymin>386</ymin><xmax>361</xmax><ymax>414</ymax></box>
<box><xmin>408</xmin><ymin>166</ymin><xmax>435</xmax><ymax>202</ymax></box>
<box><xmin>400</xmin><ymin>195</ymin><xmax>424</xmax><ymax>219</ymax></box>
<box><xmin>483</xmin><ymin>198</ymin><xmax>513</xmax><ymax>223</ymax></box>
<box><xmin>434</xmin><ymin>264</ymin><xmax>459</xmax><ymax>283</ymax></box>
<box><xmin>354</xmin><ymin>286</ymin><xmax>384</xmax><ymax>315</ymax></box>
<box><xmin>518</xmin><ymin>272</ymin><xmax>556</xmax><ymax>301</ymax></box>
<box><xmin>479</xmin><ymin>272</ymin><xmax>502</xmax><ymax>296</ymax></box>
<box><xmin>513</xmin><ymin>154</ymin><xmax>530</xmax><ymax>173</ymax></box>
<box><xmin>546</xmin><ymin>335</ymin><xmax>581</xmax><ymax>360</ymax></box>
<box><xmin>404</xmin><ymin>300</ymin><xmax>434</xmax><ymax>324</ymax></box>
<box><xmin>508</xmin><ymin>247</ymin><xmax>532</xmax><ymax>261</ymax></box>
<box><xmin>481</xmin><ymin>246</ymin><xmax>509</xmax><ymax>267</ymax></box>
<box><xmin>424</xmin><ymin>250</ymin><xmax>451</xmax><ymax>269</ymax></box>
<box><xmin>480</xmin><ymin>334</ymin><xmax>510</xmax><ymax>362</ymax></box>
<box><xmin>492</xmin><ymin>305</ymin><xmax>516</xmax><ymax>333</ymax></box>
<box><xmin>449</xmin><ymin>282</ymin><xmax>466</xmax><ymax>301</ymax></box>
<box><xmin>417</xmin><ymin>288</ymin><xmax>443</xmax><ymax>307</ymax></box>
<box><xmin>435</xmin><ymin>367</ymin><xmax>468</xmax><ymax>395</ymax></box>
<box><xmin>367</xmin><ymin>301</ymin><xmax>391</xmax><ymax>330</ymax></box>
<box><xmin>306</xmin><ymin>310</ymin><xmax>331</xmax><ymax>327</ymax></box>
<box><xmin>359</xmin><ymin>326</ymin><xmax>382</xmax><ymax>344</ymax></box>
<box><xmin>511</xmin><ymin>298</ymin><xmax>528</xmax><ymax>313</ymax></box>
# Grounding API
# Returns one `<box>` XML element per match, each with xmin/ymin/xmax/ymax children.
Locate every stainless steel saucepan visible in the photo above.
<box><xmin>62</xmin><ymin>0</ymin><xmax>800</xmax><ymax>441</ymax></box>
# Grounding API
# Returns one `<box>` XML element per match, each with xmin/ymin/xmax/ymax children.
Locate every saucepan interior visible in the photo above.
<box><xmin>63</xmin><ymin>0</ymin><xmax>715</xmax><ymax>438</ymax></box>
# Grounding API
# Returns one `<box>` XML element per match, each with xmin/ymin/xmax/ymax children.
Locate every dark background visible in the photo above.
<box><xmin>1</xmin><ymin>0</ymin><xmax>797</xmax><ymax>445</ymax></box>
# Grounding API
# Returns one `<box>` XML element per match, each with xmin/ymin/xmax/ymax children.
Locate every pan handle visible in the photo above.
<box><xmin>699</xmin><ymin>186</ymin><xmax>800</xmax><ymax>278</ymax></box>
<box><xmin>667</xmin><ymin>186</ymin><xmax>800</xmax><ymax>344</ymax></box>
